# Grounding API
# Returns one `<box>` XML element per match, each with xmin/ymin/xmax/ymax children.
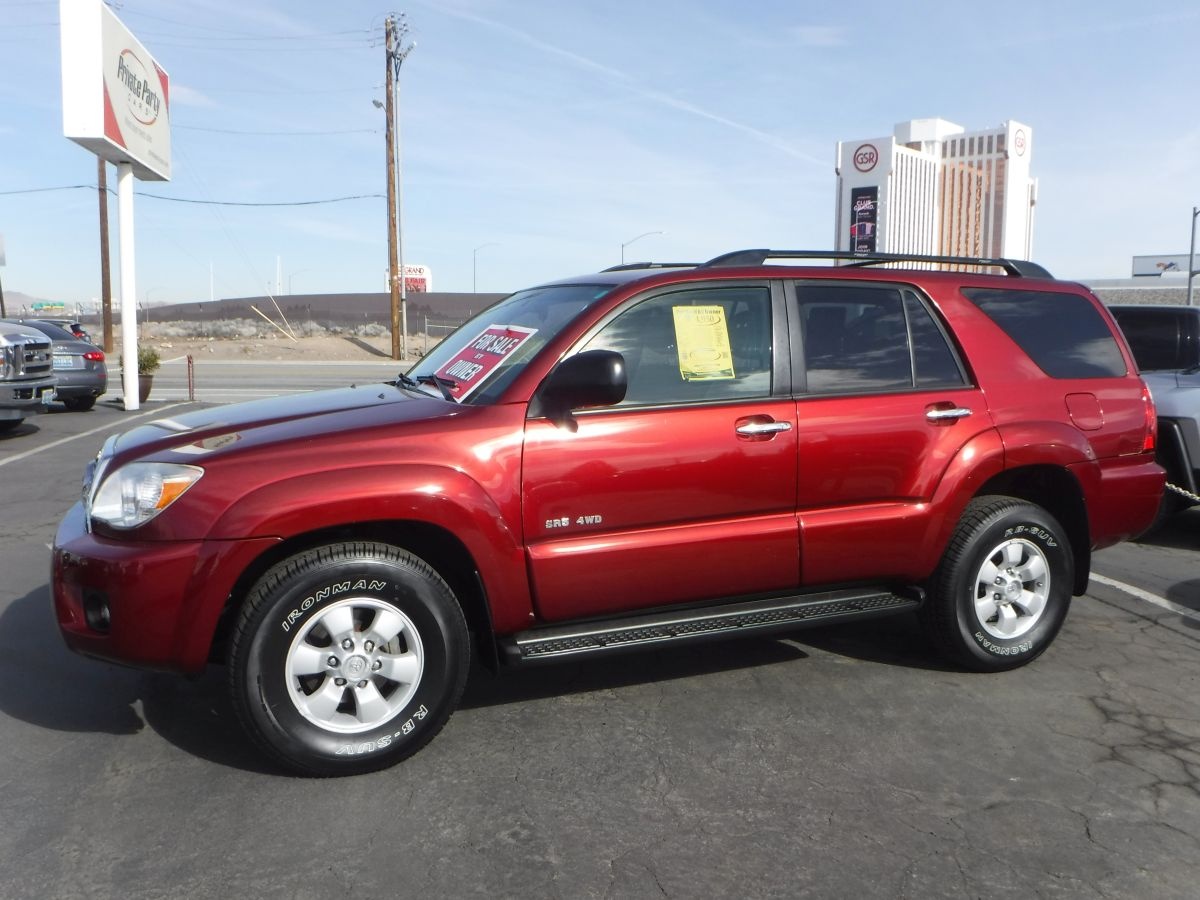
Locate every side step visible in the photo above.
<box><xmin>500</xmin><ymin>587</ymin><xmax>921</xmax><ymax>665</ymax></box>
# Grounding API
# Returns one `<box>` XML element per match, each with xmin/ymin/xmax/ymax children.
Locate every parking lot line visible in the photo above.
<box><xmin>1090</xmin><ymin>572</ymin><xmax>1200</xmax><ymax>623</ymax></box>
<box><xmin>0</xmin><ymin>404</ymin><xmax>184</xmax><ymax>469</ymax></box>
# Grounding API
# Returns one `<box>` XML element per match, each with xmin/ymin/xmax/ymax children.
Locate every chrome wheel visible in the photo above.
<box><xmin>972</xmin><ymin>538</ymin><xmax>1049</xmax><ymax>640</ymax></box>
<box><xmin>285</xmin><ymin>597</ymin><xmax>425</xmax><ymax>734</ymax></box>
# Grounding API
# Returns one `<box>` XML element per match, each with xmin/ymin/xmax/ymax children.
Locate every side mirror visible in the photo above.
<box><xmin>535</xmin><ymin>349</ymin><xmax>627</xmax><ymax>428</ymax></box>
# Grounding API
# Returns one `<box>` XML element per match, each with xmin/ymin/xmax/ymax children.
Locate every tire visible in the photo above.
<box><xmin>922</xmin><ymin>496</ymin><xmax>1073</xmax><ymax>672</ymax></box>
<box><xmin>228</xmin><ymin>542</ymin><xmax>470</xmax><ymax>776</ymax></box>
<box><xmin>62</xmin><ymin>396</ymin><xmax>96</xmax><ymax>412</ymax></box>
<box><xmin>0</xmin><ymin>420</ymin><xmax>21</xmax><ymax>434</ymax></box>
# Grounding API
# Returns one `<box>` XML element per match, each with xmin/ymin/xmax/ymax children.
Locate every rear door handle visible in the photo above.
<box><xmin>736</xmin><ymin>420</ymin><xmax>793</xmax><ymax>436</ymax></box>
<box><xmin>925</xmin><ymin>407</ymin><xmax>972</xmax><ymax>422</ymax></box>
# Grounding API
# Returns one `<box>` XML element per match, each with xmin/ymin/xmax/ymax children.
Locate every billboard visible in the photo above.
<box><xmin>850</xmin><ymin>187</ymin><xmax>878</xmax><ymax>254</ymax></box>
<box><xmin>401</xmin><ymin>264</ymin><xmax>432</xmax><ymax>293</ymax></box>
<box><xmin>60</xmin><ymin>0</ymin><xmax>171</xmax><ymax>181</ymax></box>
<box><xmin>1132</xmin><ymin>255</ymin><xmax>1191</xmax><ymax>277</ymax></box>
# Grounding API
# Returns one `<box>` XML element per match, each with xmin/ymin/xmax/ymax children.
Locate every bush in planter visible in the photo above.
<box><xmin>137</xmin><ymin>346</ymin><xmax>161</xmax><ymax>375</ymax></box>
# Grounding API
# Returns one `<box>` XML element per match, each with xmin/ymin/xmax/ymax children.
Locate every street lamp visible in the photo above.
<box><xmin>1188</xmin><ymin>206</ymin><xmax>1199</xmax><ymax>308</ymax></box>
<box><xmin>620</xmin><ymin>230</ymin><xmax>663</xmax><ymax>265</ymax></box>
<box><xmin>143</xmin><ymin>286</ymin><xmax>164</xmax><ymax>323</ymax></box>
<box><xmin>473</xmin><ymin>242</ymin><xmax>499</xmax><ymax>292</ymax></box>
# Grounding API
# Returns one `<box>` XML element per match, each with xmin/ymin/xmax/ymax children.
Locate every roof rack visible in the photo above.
<box><xmin>601</xmin><ymin>262</ymin><xmax>699</xmax><ymax>272</ymax></box>
<box><xmin>700</xmin><ymin>249</ymin><xmax>1053</xmax><ymax>279</ymax></box>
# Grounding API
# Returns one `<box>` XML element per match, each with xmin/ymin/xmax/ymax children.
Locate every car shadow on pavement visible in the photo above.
<box><xmin>783</xmin><ymin>612</ymin><xmax>959</xmax><ymax>672</ymax></box>
<box><xmin>4</xmin><ymin>583</ymin><xmax>953</xmax><ymax>773</ymax></box>
<box><xmin>0</xmin><ymin>586</ymin><xmax>277</xmax><ymax>775</ymax></box>
<box><xmin>460</xmin><ymin>637</ymin><xmax>810</xmax><ymax>710</ymax></box>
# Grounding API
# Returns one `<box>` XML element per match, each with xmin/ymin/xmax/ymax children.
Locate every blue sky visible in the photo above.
<box><xmin>2</xmin><ymin>0</ymin><xmax>1198</xmax><ymax>307</ymax></box>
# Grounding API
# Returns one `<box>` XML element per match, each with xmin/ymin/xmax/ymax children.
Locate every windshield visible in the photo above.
<box><xmin>406</xmin><ymin>283</ymin><xmax>614</xmax><ymax>403</ymax></box>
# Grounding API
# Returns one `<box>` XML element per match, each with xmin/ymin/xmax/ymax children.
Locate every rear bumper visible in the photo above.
<box><xmin>52</xmin><ymin>502</ymin><xmax>280</xmax><ymax>673</ymax></box>
<box><xmin>1079</xmin><ymin>454</ymin><xmax>1165</xmax><ymax>549</ymax></box>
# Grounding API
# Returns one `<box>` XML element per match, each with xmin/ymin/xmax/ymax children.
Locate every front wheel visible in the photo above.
<box><xmin>922</xmin><ymin>496</ymin><xmax>1073</xmax><ymax>672</ymax></box>
<box><xmin>228</xmin><ymin>542</ymin><xmax>470</xmax><ymax>776</ymax></box>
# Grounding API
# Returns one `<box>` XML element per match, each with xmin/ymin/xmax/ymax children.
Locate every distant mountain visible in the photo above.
<box><xmin>0</xmin><ymin>290</ymin><xmax>46</xmax><ymax>315</ymax></box>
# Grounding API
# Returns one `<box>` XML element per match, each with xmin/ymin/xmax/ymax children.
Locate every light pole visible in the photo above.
<box><xmin>473</xmin><ymin>242</ymin><xmax>499</xmax><ymax>292</ymax></box>
<box><xmin>1188</xmin><ymin>206</ymin><xmax>1199</xmax><ymax>308</ymax></box>
<box><xmin>143</xmin><ymin>286</ymin><xmax>163</xmax><ymax>324</ymax></box>
<box><xmin>620</xmin><ymin>230</ymin><xmax>663</xmax><ymax>265</ymax></box>
<box><xmin>377</xmin><ymin>16</ymin><xmax>415</xmax><ymax>360</ymax></box>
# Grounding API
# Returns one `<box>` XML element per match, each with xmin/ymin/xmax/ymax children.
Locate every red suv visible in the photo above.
<box><xmin>52</xmin><ymin>250</ymin><xmax>1164</xmax><ymax>775</ymax></box>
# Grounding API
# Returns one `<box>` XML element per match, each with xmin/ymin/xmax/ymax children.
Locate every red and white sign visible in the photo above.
<box><xmin>433</xmin><ymin>324</ymin><xmax>537</xmax><ymax>401</ymax></box>
<box><xmin>1014</xmin><ymin>129</ymin><xmax>1027</xmax><ymax>157</ymax></box>
<box><xmin>853</xmin><ymin>143</ymin><xmax>879</xmax><ymax>173</ymax></box>
<box><xmin>60</xmin><ymin>0</ymin><xmax>171</xmax><ymax>181</ymax></box>
<box><xmin>400</xmin><ymin>264</ymin><xmax>432</xmax><ymax>293</ymax></box>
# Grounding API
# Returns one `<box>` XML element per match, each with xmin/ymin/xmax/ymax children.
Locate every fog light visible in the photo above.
<box><xmin>83</xmin><ymin>592</ymin><xmax>111</xmax><ymax>633</ymax></box>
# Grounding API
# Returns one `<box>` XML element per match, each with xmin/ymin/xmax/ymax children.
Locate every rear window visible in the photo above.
<box><xmin>1108</xmin><ymin>308</ymin><xmax>1199</xmax><ymax>372</ymax></box>
<box><xmin>961</xmin><ymin>288</ymin><xmax>1126</xmax><ymax>378</ymax></box>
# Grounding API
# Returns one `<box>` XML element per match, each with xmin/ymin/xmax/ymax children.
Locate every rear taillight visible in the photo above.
<box><xmin>83</xmin><ymin>350</ymin><xmax>105</xmax><ymax>361</ymax></box>
<box><xmin>1141</xmin><ymin>382</ymin><xmax>1157</xmax><ymax>453</ymax></box>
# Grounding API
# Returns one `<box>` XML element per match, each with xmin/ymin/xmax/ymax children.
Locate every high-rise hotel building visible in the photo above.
<box><xmin>834</xmin><ymin>118</ymin><xmax>1037</xmax><ymax>260</ymax></box>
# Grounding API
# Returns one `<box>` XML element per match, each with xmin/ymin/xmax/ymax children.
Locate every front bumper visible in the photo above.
<box><xmin>0</xmin><ymin>375</ymin><xmax>56</xmax><ymax>418</ymax></box>
<box><xmin>52</xmin><ymin>502</ymin><xmax>280</xmax><ymax>672</ymax></box>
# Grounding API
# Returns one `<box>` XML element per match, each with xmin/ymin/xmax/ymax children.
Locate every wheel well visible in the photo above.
<box><xmin>209</xmin><ymin>521</ymin><xmax>499</xmax><ymax>671</ymax></box>
<box><xmin>977</xmin><ymin>465</ymin><xmax>1091</xmax><ymax>596</ymax></box>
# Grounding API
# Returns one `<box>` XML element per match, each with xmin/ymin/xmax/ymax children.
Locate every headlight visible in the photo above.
<box><xmin>90</xmin><ymin>462</ymin><xmax>204</xmax><ymax>529</ymax></box>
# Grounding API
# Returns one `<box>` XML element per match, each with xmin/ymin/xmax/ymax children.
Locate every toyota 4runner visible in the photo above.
<box><xmin>53</xmin><ymin>250</ymin><xmax>1164</xmax><ymax>775</ymax></box>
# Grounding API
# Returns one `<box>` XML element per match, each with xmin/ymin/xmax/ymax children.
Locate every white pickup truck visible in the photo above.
<box><xmin>0</xmin><ymin>320</ymin><xmax>57</xmax><ymax>433</ymax></box>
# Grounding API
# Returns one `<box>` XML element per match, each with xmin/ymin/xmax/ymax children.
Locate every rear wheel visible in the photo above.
<box><xmin>922</xmin><ymin>496</ymin><xmax>1073</xmax><ymax>672</ymax></box>
<box><xmin>0</xmin><ymin>420</ymin><xmax>22</xmax><ymax>434</ymax></box>
<box><xmin>62</xmin><ymin>397</ymin><xmax>96</xmax><ymax>412</ymax></box>
<box><xmin>228</xmin><ymin>542</ymin><xmax>470</xmax><ymax>776</ymax></box>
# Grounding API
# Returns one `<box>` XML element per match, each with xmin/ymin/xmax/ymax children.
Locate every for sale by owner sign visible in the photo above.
<box><xmin>433</xmin><ymin>324</ymin><xmax>537</xmax><ymax>401</ymax></box>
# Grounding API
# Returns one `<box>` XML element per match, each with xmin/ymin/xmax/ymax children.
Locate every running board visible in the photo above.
<box><xmin>500</xmin><ymin>587</ymin><xmax>921</xmax><ymax>665</ymax></box>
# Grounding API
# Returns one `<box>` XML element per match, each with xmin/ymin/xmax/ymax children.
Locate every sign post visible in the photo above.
<box><xmin>60</xmin><ymin>0</ymin><xmax>170</xmax><ymax>411</ymax></box>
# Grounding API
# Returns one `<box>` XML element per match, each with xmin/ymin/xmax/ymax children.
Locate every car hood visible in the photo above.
<box><xmin>110</xmin><ymin>382</ymin><xmax>454</xmax><ymax>463</ymax></box>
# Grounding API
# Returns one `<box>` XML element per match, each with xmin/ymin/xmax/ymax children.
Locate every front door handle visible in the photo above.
<box><xmin>926</xmin><ymin>406</ymin><xmax>973</xmax><ymax>422</ymax></box>
<box><xmin>736</xmin><ymin>420</ymin><xmax>793</xmax><ymax>436</ymax></box>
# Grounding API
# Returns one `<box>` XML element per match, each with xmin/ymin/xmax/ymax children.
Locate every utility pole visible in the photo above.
<box><xmin>383</xmin><ymin>17</ymin><xmax>402</xmax><ymax>360</ymax></box>
<box><xmin>98</xmin><ymin>158</ymin><xmax>114</xmax><ymax>352</ymax></box>
<box><xmin>1188</xmin><ymin>206</ymin><xmax>1198</xmax><ymax>308</ymax></box>
<box><xmin>382</xmin><ymin>14</ymin><xmax>415</xmax><ymax>361</ymax></box>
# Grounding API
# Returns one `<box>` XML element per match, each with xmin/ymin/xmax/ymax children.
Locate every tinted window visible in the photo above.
<box><xmin>796</xmin><ymin>285</ymin><xmax>966</xmax><ymax>394</ymax></box>
<box><xmin>962</xmin><ymin>288</ymin><xmax>1126</xmax><ymax>378</ymax></box>
<box><xmin>582</xmin><ymin>286</ymin><xmax>772</xmax><ymax>405</ymax></box>
<box><xmin>1109</xmin><ymin>308</ymin><xmax>1198</xmax><ymax>371</ymax></box>
<box><xmin>21</xmin><ymin>320</ymin><xmax>76</xmax><ymax>341</ymax></box>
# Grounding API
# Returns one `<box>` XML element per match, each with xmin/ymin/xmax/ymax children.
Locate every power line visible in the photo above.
<box><xmin>174</xmin><ymin>124</ymin><xmax>378</xmax><ymax>136</ymax></box>
<box><xmin>0</xmin><ymin>184</ymin><xmax>383</xmax><ymax>206</ymax></box>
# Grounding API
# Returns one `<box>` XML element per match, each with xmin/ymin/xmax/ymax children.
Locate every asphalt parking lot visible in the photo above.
<box><xmin>2</xmin><ymin>397</ymin><xmax>1199</xmax><ymax>899</ymax></box>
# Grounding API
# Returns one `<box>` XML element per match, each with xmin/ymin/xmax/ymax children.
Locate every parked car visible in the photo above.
<box><xmin>0</xmin><ymin>320</ymin><xmax>56</xmax><ymax>432</ymax></box>
<box><xmin>53</xmin><ymin>250</ymin><xmax>1164</xmax><ymax>776</ymax></box>
<box><xmin>39</xmin><ymin>318</ymin><xmax>94</xmax><ymax>344</ymax></box>
<box><xmin>8</xmin><ymin>319</ymin><xmax>107</xmax><ymax>411</ymax></box>
<box><xmin>1107</xmin><ymin>304</ymin><xmax>1200</xmax><ymax>522</ymax></box>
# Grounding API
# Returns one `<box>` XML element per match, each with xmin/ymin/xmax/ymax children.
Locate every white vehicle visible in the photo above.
<box><xmin>0</xmin><ymin>320</ymin><xmax>57</xmax><ymax>432</ymax></box>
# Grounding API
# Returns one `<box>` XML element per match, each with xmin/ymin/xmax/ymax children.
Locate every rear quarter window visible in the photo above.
<box><xmin>961</xmin><ymin>288</ymin><xmax>1127</xmax><ymax>378</ymax></box>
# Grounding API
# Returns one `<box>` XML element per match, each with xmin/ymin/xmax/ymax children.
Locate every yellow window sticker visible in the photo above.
<box><xmin>673</xmin><ymin>305</ymin><xmax>736</xmax><ymax>381</ymax></box>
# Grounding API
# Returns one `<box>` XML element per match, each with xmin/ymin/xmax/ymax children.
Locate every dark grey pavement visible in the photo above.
<box><xmin>1</xmin><ymin>399</ymin><xmax>1198</xmax><ymax>899</ymax></box>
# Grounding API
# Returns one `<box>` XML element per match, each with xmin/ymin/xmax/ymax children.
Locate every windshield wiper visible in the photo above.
<box><xmin>415</xmin><ymin>373</ymin><xmax>458</xmax><ymax>401</ymax></box>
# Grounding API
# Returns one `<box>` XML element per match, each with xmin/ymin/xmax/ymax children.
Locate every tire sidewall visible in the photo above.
<box><xmin>238</xmin><ymin>551</ymin><xmax>464</xmax><ymax>771</ymax></box>
<box><xmin>949</xmin><ymin>506</ymin><xmax>1072</xmax><ymax>670</ymax></box>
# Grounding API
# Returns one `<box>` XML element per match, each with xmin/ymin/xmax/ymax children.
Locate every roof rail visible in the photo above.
<box><xmin>700</xmin><ymin>249</ymin><xmax>1053</xmax><ymax>279</ymax></box>
<box><xmin>601</xmin><ymin>261</ymin><xmax>699</xmax><ymax>272</ymax></box>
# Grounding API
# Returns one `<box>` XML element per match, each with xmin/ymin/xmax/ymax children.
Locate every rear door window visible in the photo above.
<box><xmin>962</xmin><ymin>288</ymin><xmax>1127</xmax><ymax>378</ymax></box>
<box><xmin>795</xmin><ymin>284</ymin><xmax>967</xmax><ymax>394</ymax></box>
